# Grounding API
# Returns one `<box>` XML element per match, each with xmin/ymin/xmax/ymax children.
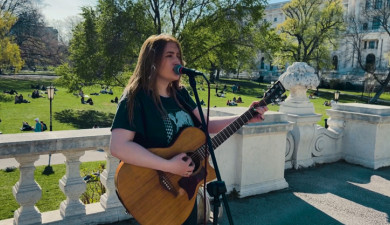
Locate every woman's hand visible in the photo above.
<box><xmin>167</xmin><ymin>153</ymin><xmax>195</xmax><ymax>177</ymax></box>
<box><xmin>248</xmin><ymin>101</ymin><xmax>268</xmax><ymax>124</ymax></box>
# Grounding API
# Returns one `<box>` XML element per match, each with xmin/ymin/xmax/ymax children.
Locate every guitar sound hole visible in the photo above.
<box><xmin>186</xmin><ymin>152</ymin><xmax>201</xmax><ymax>173</ymax></box>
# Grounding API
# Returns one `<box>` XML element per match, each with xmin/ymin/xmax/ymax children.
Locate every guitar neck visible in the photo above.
<box><xmin>211</xmin><ymin>100</ymin><xmax>267</xmax><ymax>149</ymax></box>
<box><xmin>193</xmin><ymin>100</ymin><xmax>267</xmax><ymax>160</ymax></box>
<box><xmin>192</xmin><ymin>80</ymin><xmax>285</xmax><ymax>160</ymax></box>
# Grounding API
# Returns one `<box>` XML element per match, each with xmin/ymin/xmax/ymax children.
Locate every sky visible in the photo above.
<box><xmin>39</xmin><ymin>0</ymin><xmax>286</xmax><ymax>25</ymax></box>
<box><xmin>38</xmin><ymin>0</ymin><xmax>96</xmax><ymax>24</ymax></box>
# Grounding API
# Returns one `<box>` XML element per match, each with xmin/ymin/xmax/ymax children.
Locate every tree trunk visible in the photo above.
<box><xmin>369</xmin><ymin>70</ymin><xmax>390</xmax><ymax>104</ymax></box>
<box><xmin>216</xmin><ymin>69</ymin><xmax>220</xmax><ymax>81</ymax></box>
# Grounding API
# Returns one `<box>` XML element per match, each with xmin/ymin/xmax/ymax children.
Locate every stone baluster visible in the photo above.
<box><xmin>12</xmin><ymin>155</ymin><xmax>42</xmax><ymax>225</ymax></box>
<box><xmin>100</xmin><ymin>147</ymin><xmax>122</xmax><ymax>209</ymax></box>
<box><xmin>59</xmin><ymin>151</ymin><xmax>86</xmax><ymax>218</ymax></box>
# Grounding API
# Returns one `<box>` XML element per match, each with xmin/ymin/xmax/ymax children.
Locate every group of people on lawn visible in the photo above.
<box><xmin>21</xmin><ymin>118</ymin><xmax>47</xmax><ymax>132</ymax></box>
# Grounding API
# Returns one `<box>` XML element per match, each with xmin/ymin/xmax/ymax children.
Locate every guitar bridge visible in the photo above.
<box><xmin>157</xmin><ymin>170</ymin><xmax>178</xmax><ymax>197</ymax></box>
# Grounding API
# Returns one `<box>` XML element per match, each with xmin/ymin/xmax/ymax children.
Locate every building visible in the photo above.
<box><xmin>260</xmin><ymin>0</ymin><xmax>390</xmax><ymax>81</ymax></box>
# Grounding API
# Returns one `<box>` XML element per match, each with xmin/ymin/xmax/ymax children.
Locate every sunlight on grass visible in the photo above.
<box><xmin>0</xmin><ymin>161</ymin><xmax>106</xmax><ymax>220</ymax></box>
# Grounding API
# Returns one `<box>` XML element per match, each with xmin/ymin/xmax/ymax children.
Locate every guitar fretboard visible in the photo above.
<box><xmin>191</xmin><ymin>80</ymin><xmax>285</xmax><ymax>162</ymax></box>
<box><xmin>192</xmin><ymin>100</ymin><xmax>267</xmax><ymax>161</ymax></box>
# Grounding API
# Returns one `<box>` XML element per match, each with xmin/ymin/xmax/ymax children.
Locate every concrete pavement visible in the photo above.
<box><xmin>106</xmin><ymin>161</ymin><xmax>390</xmax><ymax>225</ymax></box>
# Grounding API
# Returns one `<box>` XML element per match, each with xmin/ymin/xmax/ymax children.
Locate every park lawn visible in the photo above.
<box><xmin>2</xmin><ymin>76</ymin><xmax>385</xmax><ymax>134</ymax></box>
<box><xmin>0</xmin><ymin>161</ymin><xmax>106</xmax><ymax>220</ymax></box>
<box><xmin>0</xmin><ymin>78</ymin><xmax>124</xmax><ymax>134</ymax></box>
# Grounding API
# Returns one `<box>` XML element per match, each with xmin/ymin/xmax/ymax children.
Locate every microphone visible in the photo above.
<box><xmin>173</xmin><ymin>65</ymin><xmax>203</xmax><ymax>76</ymax></box>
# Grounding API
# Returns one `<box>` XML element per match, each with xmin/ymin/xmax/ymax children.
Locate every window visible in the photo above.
<box><xmin>366</xmin><ymin>54</ymin><xmax>376</xmax><ymax>71</ymax></box>
<box><xmin>260</xmin><ymin>57</ymin><xmax>264</xmax><ymax>69</ymax></box>
<box><xmin>332</xmin><ymin>56</ymin><xmax>338</xmax><ymax>70</ymax></box>
<box><xmin>372</xmin><ymin>17</ymin><xmax>380</xmax><ymax>30</ymax></box>
<box><xmin>363</xmin><ymin>23</ymin><xmax>368</xmax><ymax>30</ymax></box>
<box><xmin>366</xmin><ymin>0</ymin><xmax>371</xmax><ymax>9</ymax></box>
<box><xmin>369</xmin><ymin>40</ymin><xmax>376</xmax><ymax>49</ymax></box>
<box><xmin>364</xmin><ymin>41</ymin><xmax>367</xmax><ymax>49</ymax></box>
<box><xmin>375</xmin><ymin>0</ymin><xmax>383</xmax><ymax>9</ymax></box>
<box><xmin>274</xmin><ymin>17</ymin><xmax>277</xmax><ymax>22</ymax></box>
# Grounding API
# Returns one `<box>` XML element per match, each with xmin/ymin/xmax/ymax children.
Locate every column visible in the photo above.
<box><xmin>59</xmin><ymin>151</ymin><xmax>86</xmax><ymax>218</ymax></box>
<box><xmin>13</xmin><ymin>155</ymin><xmax>42</xmax><ymax>225</ymax></box>
<box><xmin>100</xmin><ymin>147</ymin><xmax>122</xmax><ymax>209</ymax></box>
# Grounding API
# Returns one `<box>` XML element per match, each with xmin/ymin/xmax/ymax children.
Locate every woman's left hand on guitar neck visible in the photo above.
<box><xmin>248</xmin><ymin>101</ymin><xmax>268</xmax><ymax>124</ymax></box>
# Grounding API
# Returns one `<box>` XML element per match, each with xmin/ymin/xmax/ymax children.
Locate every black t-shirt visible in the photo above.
<box><xmin>111</xmin><ymin>87</ymin><xmax>197</xmax><ymax>148</ymax></box>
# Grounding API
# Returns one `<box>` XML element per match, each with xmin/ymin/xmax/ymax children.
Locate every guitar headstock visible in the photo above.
<box><xmin>260</xmin><ymin>81</ymin><xmax>286</xmax><ymax>106</ymax></box>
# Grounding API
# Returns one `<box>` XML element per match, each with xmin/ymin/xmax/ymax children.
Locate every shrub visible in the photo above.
<box><xmin>0</xmin><ymin>94</ymin><xmax>13</xmax><ymax>102</ymax></box>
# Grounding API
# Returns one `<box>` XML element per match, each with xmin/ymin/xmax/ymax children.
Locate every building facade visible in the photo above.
<box><xmin>260</xmin><ymin>0</ymin><xmax>390</xmax><ymax>80</ymax></box>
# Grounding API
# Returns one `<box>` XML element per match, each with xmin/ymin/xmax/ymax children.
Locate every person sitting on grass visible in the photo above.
<box><xmin>34</xmin><ymin>118</ymin><xmax>42</xmax><ymax>132</ymax></box>
<box><xmin>86</xmin><ymin>98</ymin><xmax>94</xmax><ymax>105</ymax></box>
<box><xmin>20</xmin><ymin>121</ymin><xmax>33</xmax><ymax>131</ymax></box>
<box><xmin>41</xmin><ymin>121</ymin><xmax>47</xmax><ymax>131</ymax></box>
<box><xmin>111</xmin><ymin>96</ymin><xmax>119</xmax><ymax>103</ymax></box>
<box><xmin>81</xmin><ymin>96</ymin><xmax>86</xmax><ymax>104</ymax></box>
<box><xmin>237</xmin><ymin>96</ymin><xmax>243</xmax><ymax>103</ymax></box>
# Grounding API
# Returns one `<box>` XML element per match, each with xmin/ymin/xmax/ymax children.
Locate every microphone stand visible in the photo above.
<box><xmin>186</xmin><ymin>73</ymin><xmax>234</xmax><ymax>225</ymax></box>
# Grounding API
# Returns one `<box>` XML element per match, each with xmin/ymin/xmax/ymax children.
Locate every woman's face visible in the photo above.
<box><xmin>157</xmin><ymin>42</ymin><xmax>182</xmax><ymax>83</ymax></box>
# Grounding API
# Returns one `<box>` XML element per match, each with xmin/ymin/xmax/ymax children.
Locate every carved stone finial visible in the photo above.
<box><xmin>279</xmin><ymin>62</ymin><xmax>320</xmax><ymax>115</ymax></box>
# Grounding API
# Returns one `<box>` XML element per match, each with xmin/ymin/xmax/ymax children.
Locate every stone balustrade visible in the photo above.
<box><xmin>0</xmin><ymin>128</ymin><xmax>130</xmax><ymax>225</ymax></box>
<box><xmin>0</xmin><ymin>109</ymin><xmax>294</xmax><ymax>225</ymax></box>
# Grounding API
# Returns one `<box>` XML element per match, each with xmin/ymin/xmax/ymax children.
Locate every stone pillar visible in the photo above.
<box><xmin>59</xmin><ymin>151</ymin><xmax>86</xmax><ymax>218</ymax></box>
<box><xmin>100</xmin><ymin>147</ymin><xmax>122</xmax><ymax>209</ymax></box>
<box><xmin>211</xmin><ymin>109</ymin><xmax>292</xmax><ymax>198</ymax></box>
<box><xmin>278</xmin><ymin>62</ymin><xmax>322</xmax><ymax>169</ymax></box>
<box><xmin>12</xmin><ymin>155</ymin><xmax>42</xmax><ymax>225</ymax></box>
<box><xmin>328</xmin><ymin>103</ymin><xmax>390</xmax><ymax>169</ymax></box>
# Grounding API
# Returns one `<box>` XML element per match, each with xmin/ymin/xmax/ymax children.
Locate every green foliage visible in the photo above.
<box><xmin>0</xmin><ymin>161</ymin><xmax>106</xmax><ymax>220</ymax></box>
<box><xmin>179</xmin><ymin>0</ymin><xmax>273</xmax><ymax>77</ymax></box>
<box><xmin>0</xmin><ymin>10</ymin><xmax>24</xmax><ymax>73</ymax></box>
<box><xmin>65</xmin><ymin>1</ymin><xmax>154</xmax><ymax>90</ymax></box>
<box><xmin>63</xmin><ymin>0</ymin><xmax>276</xmax><ymax>89</ymax></box>
<box><xmin>80</xmin><ymin>163</ymin><xmax>106</xmax><ymax>204</ymax></box>
<box><xmin>275</xmin><ymin>0</ymin><xmax>345</xmax><ymax>68</ymax></box>
<box><xmin>55</xmin><ymin>63</ymin><xmax>82</xmax><ymax>93</ymax></box>
<box><xmin>0</xmin><ymin>93</ymin><xmax>13</xmax><ymax>102</ymax></box>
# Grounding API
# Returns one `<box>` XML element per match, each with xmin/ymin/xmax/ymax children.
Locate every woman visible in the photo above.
<box><xmin>110</xmin><ymin>34</ymin><xmax>268</xmax><ymax>224</ymax></box>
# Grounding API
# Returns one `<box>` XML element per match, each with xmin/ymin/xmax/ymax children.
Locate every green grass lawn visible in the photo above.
<box><xmin>0</xmin><ymin>161</ymin><xmax>106</xmax><ymax>220</ymax></box>
<box><xmin>1</xmin><ymin>76</ymin><xmax>390</xmax><ymax>133</ymax></box>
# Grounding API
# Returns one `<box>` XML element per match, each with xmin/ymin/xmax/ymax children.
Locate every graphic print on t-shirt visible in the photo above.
<box><xmin>163</xmin><ymin>111</ymin><xmax>194</xmax><ymax>144</ymax></box>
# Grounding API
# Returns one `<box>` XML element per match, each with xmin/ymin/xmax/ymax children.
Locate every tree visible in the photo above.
<box><xmin>0</xmin><ymin>10</ymin><xmax>23</xmax><ymax>74</ymax></box>
<box><xmin>0</xmin><ymin>0</ymin><xmax>30</xmax><ymax>15</ymax></box>
<box><xmin>61</xmin><ymin>1</ymin><xmax>154</xmax><ymax>88</ymax></box>
<box><xmin>11</xmin><ymin>8</ymin><xmax>64</xmax><ymax>68</ymax></box>
<box><xmin>177</xmin><ymin>0</ymin><xmax>271</xmax><ymax>80</ymax></box>
<box><xmin>63</xmin><ymin>0</ymin><xmax>272</xmax><ymax>88</ymax></box>
<box><xmin>275</xmin><ymin>0</ymin><xmax>344</xmax><ymax>68</ymax></box>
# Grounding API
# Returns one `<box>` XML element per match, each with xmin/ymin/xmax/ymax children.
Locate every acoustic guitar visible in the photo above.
<box><xmin>115</xmin><ymin>81</ymin><xmax>286</xmax><ymax>225</ymax></box>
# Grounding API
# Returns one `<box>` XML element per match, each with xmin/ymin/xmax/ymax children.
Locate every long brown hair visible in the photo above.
<box><xmin>125</xmin><ymin>34</ymin><xmax>184</xmax><ymax>122</ymax></box>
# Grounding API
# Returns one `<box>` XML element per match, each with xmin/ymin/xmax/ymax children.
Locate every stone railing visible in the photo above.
<box><xmin>0</xmin><ymin>111</ymin><xmax>294</xmax><ymax>225</ymax></box>
<box><xmin>0</xmin><ymin>128</ymin><xmax>130</xmax><ymax>225</ymax></box>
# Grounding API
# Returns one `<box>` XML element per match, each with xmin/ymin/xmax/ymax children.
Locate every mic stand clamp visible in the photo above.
<box><xmin>186</xmin><ymin>73</ymin><xmax>234</xmax><ymax>225</ymax></box>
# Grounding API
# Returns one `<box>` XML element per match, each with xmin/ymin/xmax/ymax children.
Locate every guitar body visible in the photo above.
<box><xmin>115</xmin><ymin>127</ymin><xmax>216</xmax><ymax>225</ymax></box>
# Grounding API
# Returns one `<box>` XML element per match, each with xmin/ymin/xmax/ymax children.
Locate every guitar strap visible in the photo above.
<box><xmin>175</xmin><ymin>89</ymin><xmax>202</xmax><ymax>128</ymax></box>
